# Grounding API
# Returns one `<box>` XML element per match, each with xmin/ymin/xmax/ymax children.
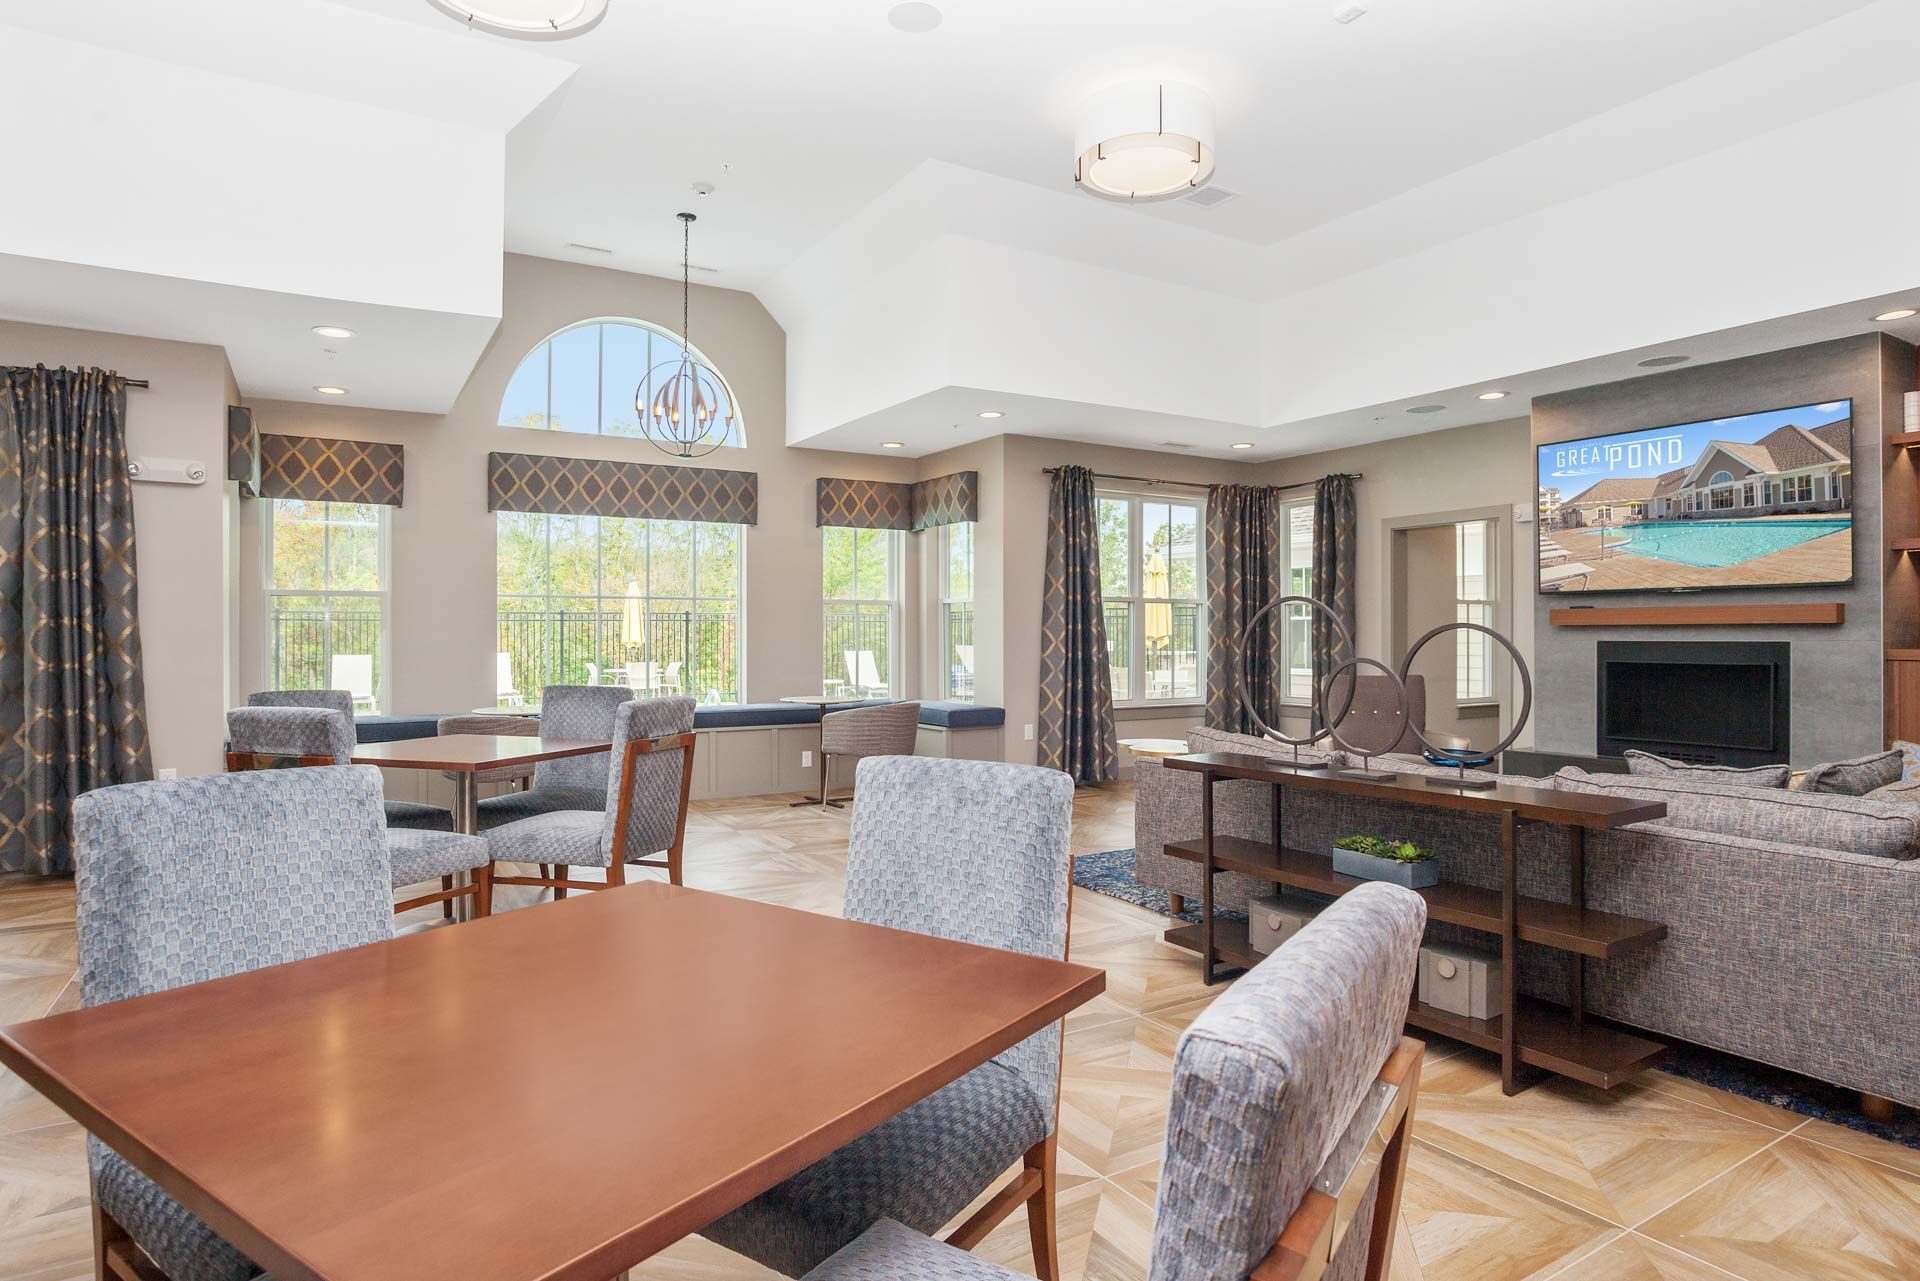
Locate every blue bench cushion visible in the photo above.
<box><xmin>353</xmin><ymin>703</ymin><xmax>1007</xmax><ymax>738</ymax></box>
<box><xmin>353</xmin><ymin>715</ymin><xmax>442</xmax><ymax>744</ymax></box>
<box><xmin>917</xmin><ymin>701</ymin><xmax>1004</xmax><ymax>729</ymax></box>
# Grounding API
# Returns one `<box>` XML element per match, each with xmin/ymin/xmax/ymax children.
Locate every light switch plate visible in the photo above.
<box><xmin>801</xmin><ymin>750</ymin><xmax>813</xmax><ymax>767</ymax></box>
<box><xmin>1024</xmin><ymin>723</ymin><xmax>1036</xmax><ymax>741</ymax></box>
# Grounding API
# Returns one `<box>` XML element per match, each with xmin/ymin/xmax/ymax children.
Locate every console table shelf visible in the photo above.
<box><xmin>1161</xmin><ymin>837</ymin><xmax>1667</xmax><ymax>958</ymax></box>
<box><xmin>1161</xmin><ymin>751</ymin><xmax>1670</xmax><ymax>1095</ymax></box>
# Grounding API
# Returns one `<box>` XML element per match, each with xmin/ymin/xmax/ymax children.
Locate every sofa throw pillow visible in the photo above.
<box><xmin>1800</xmin><ymin>750</ymin><xmax>1904</xmax><ymax>797</ymax></box>
<box><xmin>1622</xmin><ymin>749</ymin><xmax>1791</xmax><ymax>789</ymax></box>
<box><xmin>1868</xmin><ymin>776</ymin><xmax>1920</xmax><ymax>806</ymax></box>
<box><xmin>1893</xmin><ymin>739</ymin><xmax>1920</xmax><ymax>781</ymax></box>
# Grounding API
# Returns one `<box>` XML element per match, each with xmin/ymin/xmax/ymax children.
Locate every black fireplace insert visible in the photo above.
<box><xmin>1595</xmin><ymin>640</ymin><xmax>1789</xmax><ymax>766</ymax></box>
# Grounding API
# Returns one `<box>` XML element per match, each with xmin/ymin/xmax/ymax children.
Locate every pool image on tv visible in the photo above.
<box><xmin>1536</xmin><ymin>399</ymin><xmax>1853</xmax><ymax>593</ymax></box>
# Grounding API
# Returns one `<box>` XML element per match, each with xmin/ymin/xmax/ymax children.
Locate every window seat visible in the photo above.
<box><xmin>354</xmin><ymin>703</ymin><xmax>1004</xmax><ymax>740</ymax></box>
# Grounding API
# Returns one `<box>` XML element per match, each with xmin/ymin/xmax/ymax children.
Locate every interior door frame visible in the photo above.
<box><xmin>1383</xmin><ymin>503</ymin><xmax>1518</xmax><ymax>750</ymax></box>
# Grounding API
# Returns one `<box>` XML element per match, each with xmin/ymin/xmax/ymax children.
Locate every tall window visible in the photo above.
<box><xmin>1097</xmin><ymin>493</ymin><xmax>1202</xmax><ymax>705</ymax></box>
<box><xmin>496</xmin><ymin>514</ymin><xmax>742</xmax><ymax>706</ymax></box>
<box><xmin>1455</xmin><ymin>520</ymin><xmax>1495</xmax><ymax>702</ymax></box>
<box><xmin>266</xmin><ymin>500</ymin><xmax>388</xmax><ymax>712</ymax></box>
<box><xmin>823</xmin><ymin>528</ymin><xmax>899</xmax><ymax>697</ymax></box>
<box><xmin>941</xmin><ymin>523</ymin><xmax>975</xmax><ymax>702</ymax></box>
<box><xmin>1280</xmin><ymin>501</ymin><xmax>1315</xmax><ymax>702</ymax></box>
<box><xmin>497</xmin><ymin>318</ymin><xmax>745</xmax><ymax>447</ymax></box>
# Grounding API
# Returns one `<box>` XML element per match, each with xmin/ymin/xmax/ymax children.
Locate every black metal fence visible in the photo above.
<box><xmin>1103</xmin><ymin>600</ymin><xmax>1201</xmax><ymax>701</ymax></box>
<box><xmin>269</xmin><ymin>607</ymin><xmax>382</xmax><ymax>699</ymax></box>
<box><xmin>496</xmin><ymin>608</ymin><xmax>739</xmax><ymax>704</ymax></box>
<box><xmin>943</xmin><ymin>602</ymin><xmax>974</xmax><ymax>700</ymax></box>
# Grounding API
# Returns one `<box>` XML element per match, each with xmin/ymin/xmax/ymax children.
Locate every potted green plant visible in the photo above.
<box><xmin>1331</xmin><ymin>833</ymin><xmax>1440</xmax><ymax>889</ymax></box>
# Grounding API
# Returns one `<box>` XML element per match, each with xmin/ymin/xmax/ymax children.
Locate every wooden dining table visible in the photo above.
<box><xmin>0</xmin><ymin>882</ymin><xmax>1104</xmax><ymax>1281</ymax></box>
<box><xmin>350</xmin><ymin>734</ymin><xmax>611</xmax><ymax>921</ymax></box>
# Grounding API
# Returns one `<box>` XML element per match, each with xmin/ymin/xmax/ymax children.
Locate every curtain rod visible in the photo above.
<box><xmin>124</xmin><ymin>378</ymin><xmax>149</xmax><ymax>389</ymax></box>
<box><xmin>1041</xmin><ymin>467</ymin><xmax>1360</xmax><ymax>493</ymax></box>
<box><xmin>1276</xmin><ymin>471</ymin><xmax>1360</xmax><ymax>493</ymax></box>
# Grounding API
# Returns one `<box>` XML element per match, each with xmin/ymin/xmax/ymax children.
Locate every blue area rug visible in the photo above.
<box><xmin>1074</xmin><ymin>846</ymin><xmax>1920</xmax><ymax>1153</ymax></box>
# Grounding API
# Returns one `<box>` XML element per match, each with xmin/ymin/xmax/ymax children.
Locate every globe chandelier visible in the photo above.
<box><xmin>637</xmin><ymin>212</ymin><xmax>736</xmax><ymax>459</ymax></box>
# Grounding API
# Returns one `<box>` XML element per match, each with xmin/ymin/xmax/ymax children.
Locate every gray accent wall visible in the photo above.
<box><xmin>1532</xmin><ymin>334</ymin><xmax>1903</xmax><ymax>768</ymax></box>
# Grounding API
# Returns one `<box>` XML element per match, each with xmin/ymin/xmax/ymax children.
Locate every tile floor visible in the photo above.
<box><xmin>1</xmin><ymin>783</ymin><xmax>1916</xmax><ymax>1281</ymax></box>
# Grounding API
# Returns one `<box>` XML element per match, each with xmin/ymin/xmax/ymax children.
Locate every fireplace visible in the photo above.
<box><xmin>1596</xmin><ymin>640</ymin><xmax>1790</xmax><ymax>766</ymax></box>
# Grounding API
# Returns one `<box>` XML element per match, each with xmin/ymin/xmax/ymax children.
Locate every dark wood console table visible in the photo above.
<box><xmin>1161</xmin><ymin>752</ymin><xmax>1670</xmax><ymax>1095</ymax></box>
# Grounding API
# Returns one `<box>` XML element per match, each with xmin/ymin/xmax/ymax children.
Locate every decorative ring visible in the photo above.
<box><xmin>1318</xmin><ymin>658</ymin><xmax>1410</xmax><ymax>760</ymax></box>
<box><xmin>1394</xmin><ymin>621</ymin><xmax>1533</xmax><ymax>762</ymax></box>
<box><xmin>1234</xmin><ymin>595</ymin><xmax>1354</xmax><ymax>748</ymax></box>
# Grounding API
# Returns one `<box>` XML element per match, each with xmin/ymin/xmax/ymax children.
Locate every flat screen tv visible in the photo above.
<box><xmin>1536</xmin><ymin>399</ymin><xmax>1854</xmax><ymax>595</ymax></box>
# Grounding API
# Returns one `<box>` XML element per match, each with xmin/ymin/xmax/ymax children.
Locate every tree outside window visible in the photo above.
<box><xmin>823</xmin><ymin>527</ymin><xmax>899</xmax><ymax>698</ymax></box>
<box><xmin>266</xmin><ymin>500</ymin><xmax>388</xmax><ymax>712</ymax></box>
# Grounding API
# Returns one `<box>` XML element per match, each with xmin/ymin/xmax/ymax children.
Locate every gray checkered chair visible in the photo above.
<box><xmin>226</xmin><ymin>706</ymin><xmax>492</xmax><ymax>918</ymax></box>
<box><xmin>796</xmin><ymin>883</ymin><xmax>1429</xmax><ymax>1281</ymax></box>
<box><xmin>702</xmin><ymin>755</ymin><xmax>1073</xmax><ymax>1278</ymax></box>
<box><xmin>476</xmin><ymin>684</ymin><xmax>633</xmax><ymax>832</ymax></box>
<box><xmin>483</xmin><ymin>695</ymin><xmax>697</xmax><ymax>897</ymax></box>
<box><xmin>798</xmin><ymin>701</ymin><xmax>921</xmax><ymax>809</ymax></box>
<box><xmin>245</xmin><ymin>688</ymin><xmax>451</xmax><ymax>831</ymax></box>
<box><xmin>72</xmin><ymin>766</ymin><xmax>395</xmax><ymax>1281</ymax></box>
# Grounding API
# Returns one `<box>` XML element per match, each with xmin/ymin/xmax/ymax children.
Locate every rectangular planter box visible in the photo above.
<box><xmin>1332</xmin><ymin>843</ymin><xmax>1440</xmax><ymax>889</ymax></box>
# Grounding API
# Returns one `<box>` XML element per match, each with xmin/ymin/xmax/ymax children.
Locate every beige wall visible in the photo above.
<box><xmin>239</xmin><ymin>253</ymin><xmax>920</xmax><ymax>717</ymax></box>
<box><xmin>1260</xmin><ymin>417</ymin><xmax>1536</xmax><ymax>748</ymax></box>
<box><xmin>0</xmin><ymin>320</ymin><xmax>238</xmax><ymax>776</ymax></box>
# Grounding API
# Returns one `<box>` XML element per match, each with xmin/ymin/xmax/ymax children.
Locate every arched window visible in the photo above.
<box><xmin>1708</xmin><ymin>469</ymin><xmax>1734</xmax><ymax>486</ymax></box>
<box><xmin>496</xmin><ymin>318</ymin><xmax>745</xmax><ymax>447</ymax></box>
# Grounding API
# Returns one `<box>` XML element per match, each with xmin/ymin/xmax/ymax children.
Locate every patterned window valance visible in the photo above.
<box><xmin>259</xmin><ymin>433</ymin><xmax>404</xmax><ymax>506</ymax></box>
<box><xmin>487</xmin><ymin>451</ymin><xmax>759</xmax><ymax>525</ymax></box>
<box><xmin>226</xmin><ymin>405</ymin><xmax>260</xmax><ymax>497</ymax></box>
<box><xmin>816</xmin><ymin>471</ymin><xmax>979</xmax><ymax>531</ymax></box>
<box><xmin>911</xmin><ymin>471</ymin><xmax>978</xmax><ymax>530</ymax></box>
<box><xmin>816</xmin><ymin>477</ymin><xmax>911</xmax><ymax>530</ymax></box>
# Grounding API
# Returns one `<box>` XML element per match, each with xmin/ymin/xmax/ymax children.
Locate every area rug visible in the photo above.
<box><xmin>1074</xmin><ymin>847</ymin><xmax>1920</xmax><ymax>1153</ymax></box>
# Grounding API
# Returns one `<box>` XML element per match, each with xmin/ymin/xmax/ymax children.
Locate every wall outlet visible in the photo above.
<box><xmin>1023</xmin><ymin>723</ymin><xmax>1036</xmax><ymax>741</ymax></box>
<box><xmin>158</xmin><ymin>767</ymin><xmax>178</xmax><ymax>780</ymax></box>
<box><xmin>801</xmin><ymin>750</ymin><xmax>813</xmax><ymax>767</ymax></box>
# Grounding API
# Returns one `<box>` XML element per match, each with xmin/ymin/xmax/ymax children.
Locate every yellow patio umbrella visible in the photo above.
<box><xmin>620</xmin><ymin>582</ymin><xmax>645</xmax><ymax>656</ymax></box>
<box><xmin>1142</xmin><ymin>551</ymin><xmax>1172</xmax><ymax>650</ymax></box>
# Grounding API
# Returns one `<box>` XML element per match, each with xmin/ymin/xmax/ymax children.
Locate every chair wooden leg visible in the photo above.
<box><xmin>606</xmin><ymin>858</ymin><xmax>625</xmax><ymax>888</ymax></box>
<box><xmin>553</xmin><ymin>870</ymin><xmax>568</xmax><ymax>901</ymax></box>
<box><xmin>91</xmin><ymin>1198</ymin><xmax>119</xmax><ymax>1281</ymax></box>
<box><xmin>472</xmin><ymin>863</ymin><xmax>493</xmax><ymax>918</ymax></box>
<box><xmin>1167</xmin><ymin>891</ymin><xmax>1186</xmax><ymax>915</ymax></box>
<box><xmin>1863</xmin><ymin>1092</ymin><xmax>1897</xmax><ymax>1124</ymax></box>
<box><xmin>1024</xmin><ymin>1134</ymin><xmax>1060</xmax><ymax>1281</ymax></box>
<box><xmin>1363</xmin><ymin>1039</ymin><xmax>1425</xmax><ymax>1281</ymax></box>
<box><xmin>440</xmin><ymin>875</ymin><xmax>454</xmax><ymax>920</ymax></box>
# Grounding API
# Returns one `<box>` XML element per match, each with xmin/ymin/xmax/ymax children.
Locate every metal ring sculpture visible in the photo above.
<box><xmin>1395</xmin><ymin>621</ymin><xmax>1534</xmax><ymax>764</ymax></box>
<box><xmin>1317</xmin><ymin>656</ymin><xmax>1411</xmax><ymax>761</ymax></box>
<box><xmin>1234</xmin><ymin>595</ymin><xmax>1355</xmax><ymax>748</ymax></box>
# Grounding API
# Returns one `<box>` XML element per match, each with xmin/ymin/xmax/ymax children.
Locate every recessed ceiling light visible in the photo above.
<box><xmin>1636</xmin><ymin>354</ymin><xmax>1690</xmax><ymax>368</ymax></box>
<box><xmin>1477</xmin><ymin>390</ymin><xmax>1508</xmax><ymax>400</ymax></box>
<box><xmin>887</xmin><ymin>1</ymin><xmax>942</xmax><ymax>33</ymax></box>
<box><xmin>881</xmin><ymin>441</ymin><xmax>905</xmax><ymax>449</ymax></box>
<box><xmin>312</xmin><ymin>325</ymin><xmax>355</xmax><ymax>339</ymax></box>
<box><xmin>422</xmin><ymin>0</ymin><xmax>608</xmax><ymax>39</ymax></box>
<box><xmin>1407</xmin><ymin>404</ymin><xmax>1446</xmax><ymax>414</ymax></box>
<box><xmin>691</xmin><ymin>181</ymin><xmax>716</xmax><ymax>198</ymax></box>
<box><xmin>1873</xmin><ymin>307</ymin><xmax>1918</xmax><ymax>322</ymax></box>
<box><xmin>1230</xmin><ymin>442</ymin><xmax>1255</xmax><ymax>450</ymax></box>
<box><xmin>978</xmin><ymin>409</ymin><xmax>1005</xmax><ymax>419</ymax></box>
<box><xmin>314</xmin><ymin>385</ymin><xmax>349</xmax><ymax>396</ymax></box>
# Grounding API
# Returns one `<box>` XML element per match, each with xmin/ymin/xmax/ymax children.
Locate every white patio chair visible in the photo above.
<box><xmin>659</xmin><ymin>660</ymin><xmax>683</xmax><ymax>694</ymax></box>
<box><xmin>625</xmin><ymin>661</ymin><xmax>659</xmax><ymax>693</ymax></box>
<box><xmin>843</xmin><ymin>650</ymin><xmax>888</xmax><ymax>698</ymax></box>
<box><xmin>330</xmin><ymin>654</ymin><xmax>376</xmax><ymax>712</ymax></box>
<box><xmin>1540</xmin><ymin>561</ymin><xmax>1596</xmax><ymax>591</ymax></box>
<box><xmin>496</xmin><ymin>652</ymin><xmax>523</xmax><ymax>707</ymax></box>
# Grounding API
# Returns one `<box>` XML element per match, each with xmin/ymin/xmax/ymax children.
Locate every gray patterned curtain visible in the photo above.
<box><xmin>1204</xmin><ymin>484</ymin><xmax>1285</xmax><ymax>733</ymax></box>
<box><xmin>0</xmin><ymin>367</ymin><xmax>153</xmax><ymax>874</ymax></box>
<box><xmin>1037</xmin><ymin>465</ymin><xmax>1117</xmax><ymax>784</ymax></box>
<box><xmin>1310</xmin><ymin>473</ymin><xmax>1358</xmax><ymax>730</ymax></box>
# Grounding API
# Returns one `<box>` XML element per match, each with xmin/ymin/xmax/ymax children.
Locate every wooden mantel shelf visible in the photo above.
<box><xmin>1549</xmin><ymin>603</ymin><xmax>1845</xmax><ymax>627</ymax></box>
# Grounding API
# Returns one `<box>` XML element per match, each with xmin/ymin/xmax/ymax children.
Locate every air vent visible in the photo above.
<box><xmin>688</xmin><ymin>263</ymin><xmax>720</xmax><ymax>274</ymax></box>
<box><xmin>1184</xmin><ymin>185</ymin><xmax>1240</xmax><ymax>209</ymax></box>
<box><xmin>566</xmin><ymin>241</ymin><xmax>613</xmax><ymax>255</ymax></box>
<box><xmin>1158</xmin><ymin>440</ymin><xmax>1196</xmax><ymax>449</ymax></box>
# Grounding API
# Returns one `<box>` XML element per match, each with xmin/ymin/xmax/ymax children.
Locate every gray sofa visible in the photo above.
<box><xmin>1135</xmin><ymin>724</ymin><xmax>1920</xmax><ymax>1110</ymax></box>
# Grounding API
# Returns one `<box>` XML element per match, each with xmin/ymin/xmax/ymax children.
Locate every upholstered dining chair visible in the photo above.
<box><xmin>73</xmin><ymin>766</ymin><xmax>395</xmax><ymax>1281</ymax></box>
<box><xmin>793</xmin><ymin>701</ymin><xmax>920</xmax><ymax>809</ymax></box>
<box><xmin>795</xmin><ymin>882</ymin><xmax>1429</xmax><ymax>1281</ymax></box>
<box><xmin>226</xmin><ymin>706</ymin><xmax>492</xmax><ymax>918</ymax></box>
<box><xmin>482</xmin><ymin>695</ymin><xmax>697</xmax><ymax>898</ymax></box>
<box><xmin>703</xmin><ymin>755</ymin><xmax>1074</xmax><ymax>1279</ymax></box>
<box><xmin>245</xmin><ymin>688</ymin><xmax>452</xmax><ymax>831</ymax></box>
<box><xmin>475</xmin><ymin>683</ymin><xmax>634</xmax><ymax>832</ymax></box>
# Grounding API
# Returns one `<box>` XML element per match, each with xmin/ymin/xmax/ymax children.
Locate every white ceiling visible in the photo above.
<box><xmin>326</xmin><ymin>0</ymin><xmax>1873</xmax><ymax>287</ymax></box>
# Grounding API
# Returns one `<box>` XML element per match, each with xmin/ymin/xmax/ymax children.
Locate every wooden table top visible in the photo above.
<box><xmin>1164</xmin><ymin>751</ymin><xmax>1666</xmax><ymax>829</ymax></box>
<box><xmin>348</xmin><ymin>733</ymin><xmax>609</xmax><ymax>772</ymax></box>
<box><xmin>0</xmin><ymin>883</ymin><xmax>1104</xmax><ymax>1281</ymax></box>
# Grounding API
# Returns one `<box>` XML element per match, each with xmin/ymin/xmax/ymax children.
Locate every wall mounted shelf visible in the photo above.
<box><xmin>1548</xmin><ymin>603</ymin><xmax>1844</xmax><ymax>627</ymax></box>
